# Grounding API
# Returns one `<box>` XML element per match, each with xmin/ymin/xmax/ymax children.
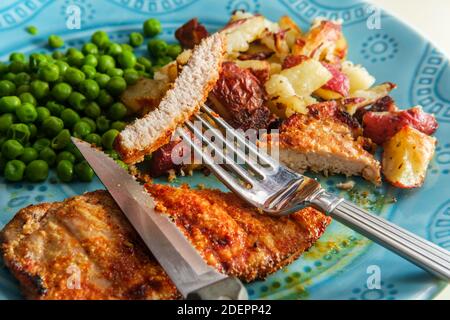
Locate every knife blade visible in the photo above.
<box><xmin>72</xmin><ymin>138</ymin><xmax>247</xmax><ymax>300</ymax></box>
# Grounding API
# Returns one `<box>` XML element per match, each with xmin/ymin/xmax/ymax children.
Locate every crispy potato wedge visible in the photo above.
<box><xmin>344</xmin><ymin>82</ymin><xmax>397</xmax><ymax>115</ymax></box>
<box><xmin>382</xmin><ymin>126</ymin><xmax>436</xmax><ymax>188</ymax></box>
<box><xmin>342</xmin><ymin>61</ymin><xmax>375</xmax><ymax>94</ymax></box>
<box><xmin>278</xmin><ymin>16</ymin><xmax>302</xmax><ymax>48</ymax></box>
<box><xmin>315</xmin><ymin>62</ymin><xmax>350</xmax><ymax>99</ymax></box>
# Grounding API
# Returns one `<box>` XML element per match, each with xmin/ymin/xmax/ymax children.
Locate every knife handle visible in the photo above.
<box><xmin>187</xmin><ymin>277</ymin><xmax>248</xmax><ymax>300</ymax></box>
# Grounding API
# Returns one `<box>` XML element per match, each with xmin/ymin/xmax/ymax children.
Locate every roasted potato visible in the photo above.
<box><xmin>234</xmin><ymin>59</ymin><xmax>271</xmax><ymax>83</ymax></box>
<box><xmin>363</xmin><ymin>106</ymin><xmax>438</xmax><ymax>145</ymax></box>
<box><xmin>260</xmin><ymin>29</ymin><xmax>290</xmax><ymax>59</ymax></box>
<box><xmin>120</xmin><ymin>78</ymin><xmax>170</xmax><ymax>116</ymax></box>
<box><xmin>344</xmin><ymin>82</ymin><xmax>397</xmax><ymax>115</ymax></box>
<box><xmin>382</xmin><ymin>126</ymin><xmax>436</xmax><ymax>188</ymax></box>
<box><xmin>278</xmin><ymin>16</ymin><xmax>302</xmax><ymax>48</ymax></box>
<box><xmin>342</xmin><ymin>61</ymin><xmax>375</xmax><ymax>93</ymax></box>
<box><xmin>315</xmin><ymin>62</ymin><xmax>350</xmax><ymax>99</ymax></box>
<box><xmin>175</xmin><ymin>18</ymin><xmax>209</xmax><ymax>49</ymax></box>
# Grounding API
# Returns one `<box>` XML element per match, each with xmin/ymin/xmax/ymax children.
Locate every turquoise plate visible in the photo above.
<box><xmin>0</xmin><ymin>0</ymin><xmax>449</xmax><ymax>300</ymax></box>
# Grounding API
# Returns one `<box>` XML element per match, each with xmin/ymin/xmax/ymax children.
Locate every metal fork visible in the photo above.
<box><xmin>176</xmin><ymin>104</ymin><xmax>450</xmax><ymax>281</ymax></box>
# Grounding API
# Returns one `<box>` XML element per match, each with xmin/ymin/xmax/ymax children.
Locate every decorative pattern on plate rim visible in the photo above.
<box><xmin>410</xmin><ymin>44</ymin><xmax>450</xmax><ymax>123</ymax></box>
<box><xmin>279</xmin><ymin>0</ymin><xmax>373</xmax><ymax>25</ymax></box>
<box><xmin>107</xmin><ymin>0</ymin><xmax>200</xmax><ymax>15</ymax></box>
<box><xmin>0</xmin><ymin>0</ymin><xmax>52</xmax><ymax>31</ymax></box>
<box><xmin>226</xmin><ymin>0</ymin><xmax>261</xmax><ymax>14</ymax></box>
<box><xmin>428</xmin><ymin>200</ymin><xmax>450</xmax><ymax>250</ymax></box>
<box><xmin>349</xmin><ymin>282</ymin><xmax>398</xmax><ymax>300</ymax></box>
<box><xmin>360</xmin><ymin>33</ymin><xmax>398</xmax><ymax>63</ymax></box>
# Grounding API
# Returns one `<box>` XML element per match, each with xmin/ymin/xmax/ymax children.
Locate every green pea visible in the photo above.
<box><xmin>2</xmin><ymin>140</ymin><xmax>24</xmax><ymax>159</ymax></box>
<box><xmin>10</xmin><ymin>52</ymin><xmax>26</xmax><ymax>63</ymax></box>
<box><xmin>74</xmin><ymin>161</ymin><xmax>94</xmax><ymax>182</ymax></box>
<box><xmin>148</xmin><ymin>39</ymin><xmax>168</xmax><ymax>58</ymax></box>
<box><xmin>118</xmin><ymin>50</ymin><xmax>137</xmax><ymax>69</ymax></box>
<box><xmin>51</xmin><ymin>129</ymin><xmax>71</xmax><ymax>150</ymax></box>
<box><xmin>30</xmin><ymin>80</ymin><xmax>49</xmax><ymax>100</ymax></box>
<box><xmin>84</xmin><ymin>101</ymin><xmax>101</xmax><ymax>118</ymax></box>
<box><xmin>0</xmin><ymin>96</ymin><xmax>21</xmax><ymax>113</ymax></box>
<box><xmin>106</xmin><ymin>76</ymin><xmax>127</xmax><ymax>96</ymax></box>
<box><xmin>96</xmin><ymin>115</ymin><xmax>110</xmax><ymax>133</ymax></box>
<box><xmin>16</xmin><ymin>84</ymin><xmax>30</xmax><ymax>95</ymax></box>
<box><xmin>3</xmin><ymin>72</ymin><xmax>16</xmax><ymax>82</ymax></box>
<box><xmin>121</xmin><ymin>44</ymin><xmax>134</xmax><ymax>52</ymax></box>
<box><xmin>60</xmin><ymin>108</ymin><xmax>80</xmax><ymax>129</ymax></box>
<box><xmin>0</xmin><ymin>113</ymin><xmax>14</xmax><ymax>132</ymax></box>
<box><xmin>28</xmin><ymin>123</ymin><xmax>37</xmax><ymax>139</ymax></box>
<box><xmin>111</xmin><ymin>121</ymin><xmax>127</xmax><ymax>131</ymax></box>
<box><xmin>56</xmin><ymin>160</ymin><xmax>74</xmax><ymax>182</ymax></box>
<box><xmin>38</xmin><ymin>64</ymin><xmax>60</xmax><ymax>82</ymax></box>
<box><xmin>95</xmin><ymin>73</ymin><xmax>110</xmax><ymax>88</ymax></box>
<box><xmin>105</xmin><ymin>149</ymin><xmax>120</xmax><ymax>160</ymax></box>
<box><xmin>39</xmin><ymin>147</ymin><xmax>57</xmax><ymax>166</ymax></box>
<box><xmin>102</xmin><ymin>129</ymin><xmax>119</xmax><ymax>150</ymax></box>
<box><xmin>82</xmin><ymin>65</ymin><xmax>96</xmax><ymax>79</ymax></box>
<box><xmin>7</xmin><ymin>123</ymin><xmax>30</xmax><ymax>144</ymax></box>
<box><xmin>79</xmin><ymin>79</ymin><xmax>100</xmax><ymax>100</ymax></box>
<box><xmin>98</xmin><ymin>55</ymin><xmax>116</xmax><ymax>73</ymax></box>
<box><xmin>83</xmin><ymin>54</ymin><xmax>98</xmax><ymax>67</ymax></box>
<box><xmin>143</xmin><ymin>18</ymin><xmax>162</xmax><ymax>37</ymax></box>
<box><xmin>26</xmin><ymin>25</ymin><xmax>39</xmax><ymax>35</ymax></box>
<box><xmin>96</xmin><ymin>89</ymin><xmax>114</xmax><ymax>108</ymax></box>
<box><xmin>108</xmin><ymin>102</ymin><xmax>127</xmax><ymax>121</ymax></box>
<box><xmin>19</xmin><ymin>147</ymin><xmax>38</xmax><ymax>164</ymax></box>
<box><xmin>65</xmin><ymin>142</ymin><xmax>84</xmax><ymax>162</ymax></box>
<box><xmin>81</xmin><ymin>117</ymin><xmax>96</xmax><ymax>132</ymax></box>
<box><xmin>156</xmin><ymin>56</ymin><xmax>173</xmax><ymax>67</ymax></box>
<box><xmin>25</xmin><ymin>160</ymin><xmax>49</xmax><ymax>182</ymax></box>
<box><xmin>65</xmin><ymin>67</ymin><xmax>86</xmax><ymax>86</ymax></box>
<box><xmin>68</xmin><ymin>92</ymin><xmax>87</xmax><ymax>112</ymax></box>
<box><xmin>33</xmin><ymin>138</ymin><xmax>51</xmax><ymax>152</ymax></box>
<box><xmin>0</xmin><ymin>80</ymin><xmax>16</xmax><ymax>97</ymax></box>
<box><xmin>129</xmin><ymin>32</ymin><xmax>144</xmax><ymax>47</ymax></box>
<box><xmin>48</xmin><ymin>34</ymin><xmax>64</xmax><ymax>48</ymax></box>
<box><xmin>56</xmin><ymin>151</ymin><xmax>76</xmax><ymax>164</ymax></box>
<box><xmin>107</xmin><ymin>43</ymin><xmax>123</xmax><ymax>57</ymax></box>
<box><xmin>19</xmin><ymin>92</ymin><xmax>36</xmax><ymax>105</ymax></box>
<box><xmin>84</xmin><ymin>133</ymin><xmax>102</xmax><ymax>146</ymax></box>
<box><xmin>124</xmin><ymin>69</ymin><xmax>139</xmax><ymax>85</ymax></box>
<box><xmin>14</xmin><ymin>72</ymin><xmax>31</xmax><ymax>86</ymax></box>
<box><xmin>82</xmin><ymin>42</ymin><xmax>99</xmax><ymax>55</ymax></box>
<box><xmin>9</xmin><ymin>61</ymin><xmax>28</xmax><ymax>74</ymax></box>
<box><xmin>4</xmin><ymin>160</ymin><xmax>26</xmax><ymax>182</ymax></box>
<box><xmin>0</xmin><ymin>62</ymin><xmax>8</xmax><ymax>75</ymax></box>
<box><xmin>137</xmin><ymin>56</ymin><xmax>152</xmax><ymax>72</ymax></box>
<box><xmin>55</xmin><ymin>60</ymin><xmax>69</xmax><ymax>75</ymax></box>
<box><xmin>42</xmin><ymin>116</ymin><xmax>64</xmax><ymax>137</ymax></box>
<box><xmin>91</xmin><ymin>31</ymin><xmax>110</xmax><ymax>49</ymax></box>
<box><xmin>115</xmin><ymin>159</ymin><xmax>128</xmax><ymax>170</ymax></box>
<box><xmin>51</xmin><ymin>82</ymin><xmax>72</xmax><ymax>102</ymax></box>
<box><xmin>16</xmin><ymin>102</ymin><xmax>37</xmax><ymax>123</ymax></box>
<box><xmin>46</xmin><ymin>101</ymin><xmax>64</xmax><ymax>116</ymax></box>
<box><xmin>167</xmin><ymin>44</ymin><xmax>182</xmax><ymax>58</ymax></box>
<box><xmin>35</xmin><ymin>106</ymin><xmax>51</xmax><ymax>123</ymax></box>
<box><xmin>52</xmin><ymin>50</ymin><xmax>65</xmax><ymax>60</ymax></box>
<box><xmin>66</xmin><ymin>49</ymin><xmax>84</xmax><ymax>67</ymax></box>
<box><xmin>107</xmin><ymin>68</ymin><xmax>124</xmax><ymax>78</ymax></box>
<box><xmin>73</xmin><ymin>121</ymin><xmax>92</xmax><ymax>139</ymax></box>
<box><xmin>29</xmin><ymin>53</ymin><xmax>48</xmax><ymax>72</ymax></box>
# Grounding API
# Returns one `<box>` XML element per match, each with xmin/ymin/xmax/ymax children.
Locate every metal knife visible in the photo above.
<box><xmin>72</xmin><ymin>138</ymin><xmax>248</xmax><ymax>300</ymax></box>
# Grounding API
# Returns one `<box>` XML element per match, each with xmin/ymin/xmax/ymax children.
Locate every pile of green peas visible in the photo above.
<box><xmin>0</xmin><ymin>18</ymin><xmax>181</xmax><ymax>183</ymax></box>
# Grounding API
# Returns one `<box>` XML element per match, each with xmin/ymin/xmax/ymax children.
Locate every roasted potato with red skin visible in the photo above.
<box><xmin>363</xmin><ymin>106</ymin><xmax>438</xmax><ymax>145</ymax></box>
<box><xmin>175</xmin><ymin>18</ymin><xmax>209</xmax><ymax>49</ymax></box>
<box><xmin>282</xmin><ymin>55</ymin><xmax>309</xmax><ymax>69</ymax></box>
<box><xmin>210</xmin><ymin>62</ymin><xmax>273</xmax><ymax>131</ymax></box>
<box><xmin>315</xmin><ymin>62</ymin><xmax>350</xmax><ymax>99</ymax></box>
<box><xmin>382</xmin><ymin>126</ymin><xmax>436</xmax><ymax>188</ymax></box>
<box><xmin>149</xmin><ymin>140</ymin><xmax>182</xmax><ymax>177</ymax></box>
<box><xmin>354</xmin><ymin>96</ymin><xmax>398</xmax><ymax>123</ymax></box>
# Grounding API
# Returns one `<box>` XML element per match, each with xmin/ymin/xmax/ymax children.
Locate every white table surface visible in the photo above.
<box><xmin>371</xmin><ymin>0</ymin><xmax>450</xmax><ymax>300</ymax></box>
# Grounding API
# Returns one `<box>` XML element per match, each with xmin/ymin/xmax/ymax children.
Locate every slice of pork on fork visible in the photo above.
<box><xmin>177</xmin><ymin>104</ymin><xmax>450</xmax><ymax>281</ymax></box>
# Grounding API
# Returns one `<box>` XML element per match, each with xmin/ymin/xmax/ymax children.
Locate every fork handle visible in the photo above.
<box><xmin>311</xmin><ymin>191</ymin><xmax>450</xmax><ymax>281</ymax></box>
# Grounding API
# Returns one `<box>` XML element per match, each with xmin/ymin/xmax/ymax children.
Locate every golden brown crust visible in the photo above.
<box><xmin>1</xmin><ymin>191</ymin><xmax>180</xmax><ymax>300</ymax></box>
<box><xmin>145</xmin><ymin>184</ymin><xmax>331</xmax><ymax>282</ymax></box>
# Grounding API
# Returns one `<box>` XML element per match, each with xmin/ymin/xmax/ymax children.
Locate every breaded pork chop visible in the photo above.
<box><xmin>0</xmin><ymin>191</ymin><xmax>180</xmax><ymax>300</ymax></box>
<box><xmin>145</xmin><ymin>184</ymin><xmax>330</xmax><ymax>282</ymax></box>
<box><xmin>1</xmin><ymin>186</ymin><xmax>330</xmax><ymax>300</ymax></box>
<box><xmin>265</xmin><ymin>102</ymin><xmax>381</xmax><ymax>184</ymax></box>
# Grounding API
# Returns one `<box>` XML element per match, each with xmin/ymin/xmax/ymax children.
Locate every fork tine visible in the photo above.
<box><xmin>193</xmin><ymin>113</ymin><xmax>267</xmax><ymax>179</ymax></box>
<box><xmin>176</xmin><ymin>127</ymin><xmax>253</xmax><ymax>198</ymax></box>
<box><xmin>201</xmin><ymin>105</ymin><xmax>277</xmax><ymax>169</ymax></box>
<box><xmin>184</xmin><ymin>120</ymin><xmax>256</xmax><ymax>186</ymax></box>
